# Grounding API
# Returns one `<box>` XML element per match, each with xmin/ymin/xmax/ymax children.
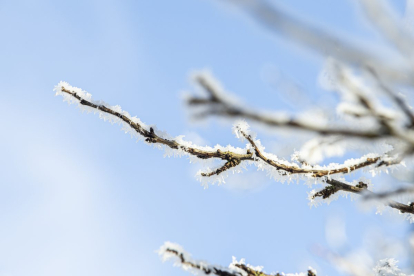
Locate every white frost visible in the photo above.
<box><xmin>373</xmin><ymin>258</ymin><xmax>412</xmax><ymax>276</ymax></box>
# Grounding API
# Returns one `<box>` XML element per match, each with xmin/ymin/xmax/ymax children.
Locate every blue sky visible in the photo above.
<box><xmin>0</xmin><ymin>0</ymin><xmax>410</xmax><ymax>275</ymax></box>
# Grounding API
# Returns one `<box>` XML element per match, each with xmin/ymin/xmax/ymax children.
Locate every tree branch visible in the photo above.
<box><xmin>159</xmin><ymin>242</ymin><xmax>317</xmax><ymax>276</ymax></box>
<box><xmin>164</xmin><ymin>248</ymin><xmax>243</xmax><ymax>276</ymax></box>
<box><xmin>57</xmin><ymin>83</ymin><xmax>410</xmax><ymax>216</ymax></box>
<box><xmin>188</xmin><ymin>73</ymin><xmax>392</xmax><ymax>140</ymax></box>
<box><xmin>60</xmin><ymin>84</ymin><xmax>394</xmax><ymax>179</ymax></box>
<box><xmin>200</xmin><ymin>151</ymin><xmax>243</xmax><ymax>176</ymax></box>
<box><xmin>239</xmin><ymin>130</ymin><xmax>385</xmax><ymax>178</ymax></box>
<box><xmin>59</xmin><ymin>86</ymin><xmax>253</xmax><ymax>174</ymax></box>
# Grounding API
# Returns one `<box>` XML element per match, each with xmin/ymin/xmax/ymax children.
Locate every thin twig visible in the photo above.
<box><xmin>61</xmin><ymin>87</ymin><xmax>253</xmax><ymax>172</ymax></box>
<box><xmin>240</xmin><ymin>130</ymin><xmax>385</xmax><ymax>177</ymax></box>
<box><xmin>164</xmin><ymin>248</ymin><xmax>244</xmax><ymax>276</ymax></box>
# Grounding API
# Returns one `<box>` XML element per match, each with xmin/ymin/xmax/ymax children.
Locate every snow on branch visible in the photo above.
<box><xmin>55</xmin><ymin>82</ymin><xmax>414</xmax><ymax>216</ymax></box>
<box><xmin>159</xmin><ymin>242</ymin><xmax>413</xmax><ymax>276</ymax></box>
<box><xmin>158</xmin><ymin>241</ymin><xmax>317</xmax><ymax>276</ymax></box>
<box><xmin>237</xmin><ymin>127</ymin><xmax>387</xmax><ymax>178</ymax></box>
<box><xmin>56</xmin><ymin>81</ymin><xmax>394</xmax><ymax>181</ymax></box>
<box><xmin>54</xmin><ymin>81</ymin><xmax>253</xmax><ymax>179</ymax></box>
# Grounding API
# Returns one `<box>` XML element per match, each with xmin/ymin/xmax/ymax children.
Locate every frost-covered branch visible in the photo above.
<box><xmin>239</xmin><ymin>129</ymin><xmax>385</xmax><ymax>178</ymax></box>
<box><xmin>158</xmin><ymin>242</ymin><xmax>317</xmax><ymax>276</ymax></box>
<box><xmin>56</xmin><ymin>82</ymin><xmax>412</xmax><ymax>215</ymax></box>
<box><xmin>159</xmin><ymin>242</ymin><xmax>413</xmax><ymax>276</ymax></box>
<box><xmin>55</xmin><ymin>82</ymin><xmax>253</xmax><ymax>177</ymax></box>
<box><xmin>57</xmin><ymin>82</ymin><xmax>396</xmax><ymax>179</ymax></box>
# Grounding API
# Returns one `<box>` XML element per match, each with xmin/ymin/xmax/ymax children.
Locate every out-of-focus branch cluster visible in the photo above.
<box><xmin>186</xmin><ymin>67</ymin><xmax>414</xmax><ymax>215</ymax></box>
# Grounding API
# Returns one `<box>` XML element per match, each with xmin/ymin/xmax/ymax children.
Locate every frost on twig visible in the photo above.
<box><xmin>158</xmin><ymin>242</ymin><xmax>414</xmax><ymax>276</ymax></box>
<box><xmin>373</xmin><ymin>258</ymin><xmax>413</xmax><ymax>276</ymax></box>
<box><xmin>54</xmin><ymin>81</ymin><xmax>253</xmax><ymax>179</ymax></box>
<box><xmin>55</xmin><ymin>81</ymin><xmax>414</xmax><ymax>215</ymax></box>
<box><xmin>158</xmin><ymin>241</ymin><xmax>317</xmax><ymax>276</ymax></box>
<box><xmin>55</xmin><ymin>81</ymin><xmax>394</xmax><ymax>182</ymax></box>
